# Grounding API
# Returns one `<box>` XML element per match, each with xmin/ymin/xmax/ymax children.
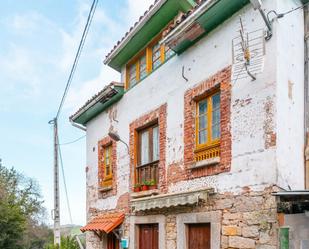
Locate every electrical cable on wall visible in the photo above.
<box><xmin>267</xmin><ymin>2</ymin><xmax>309</xmax><ymax>23</ymax></box>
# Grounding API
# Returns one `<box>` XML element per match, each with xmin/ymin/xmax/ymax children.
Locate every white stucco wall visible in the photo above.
<box><xmin>275</xmin><ymin>0</ymin><xmax>305</xmax><ymax>190</ymax></box>
<box><xmin>84</xmin><ymin>0</ymin><xmax>305</xmax><ymax>212</ymax></box>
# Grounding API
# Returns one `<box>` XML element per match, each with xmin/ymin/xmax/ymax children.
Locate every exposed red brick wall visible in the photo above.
<box><xmin>182</xmin><ymin>66</ymin><xmax>232</xmax><ymax>180</ymax></box>
<box><xmin>116</xmin><ymin>192</ymin><xmax>130</xmax><ymax>213</ymax></box>
<box><xmin>129</xmin><ymin>104</ymin><xmax>167</xmax><ymax>193</ymax></box>
<box><xmin>98</xmin><ymin>136</ymin><xmax>117</xmax><ymax>198</ymax></box>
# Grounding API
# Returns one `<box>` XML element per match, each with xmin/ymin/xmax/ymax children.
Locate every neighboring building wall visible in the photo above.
<box><xmin>275</xmin><ymin>0</ymin><xmax>305</xmax><ymax>190</ymax></box>
<box><xmin>285</xmin><ymin>213</ymin><xmax>309</xmax><ymax>249</ymax></box>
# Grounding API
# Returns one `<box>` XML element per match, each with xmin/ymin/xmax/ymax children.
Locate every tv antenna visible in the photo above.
<box><xmin>232</xmin><ymin>16</ymin><xmax>265</xmax><ymax>82</ymax></box>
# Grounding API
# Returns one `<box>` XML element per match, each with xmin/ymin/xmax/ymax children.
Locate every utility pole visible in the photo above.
<box><xmin>50</xmin><ymin>118</ymin><xmax>61</xmax><ymax>246</ymax></box>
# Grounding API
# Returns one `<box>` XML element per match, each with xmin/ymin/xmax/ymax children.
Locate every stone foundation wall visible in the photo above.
<box><xmin>126</xmin><ymin>186</ymin><xmax>279</xmax><ymax>249</ymax></box>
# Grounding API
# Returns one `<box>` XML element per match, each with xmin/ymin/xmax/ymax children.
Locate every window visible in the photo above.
<box><xmin>125</xmin><ymin>34</ymin><xmax>175</xmax><ymax>89</ymax></box>
<box><xmin>140</xmin><ymin>54</ymin><xmax>147</xmax><ymax>80</ymax></box>
<box><xmin>152</xmin><ymin>43</ymin><xmax>162</xmax><ymax>70</ymax></box>
<box><xmin>165</xmin><ymin>46</ymin><xmax>175</xmax><ymax>60</ymax></box>
<box><xmin>195</xmin><ymin>91</ymin><xmax>220</xmax><ymax>161</ymax></box>
<box><xmin>136</xmin><ymin>124</ymin><xmax>159</xmax><ymax>186</ymax></box>
<box><xmin>101</xmin><ymin>144</ymin><xmax>112</xmax><ymax>187</ymax></box>
<box><xmin>129</xmin><ymin>63</ymin><xmax>137</xmax><ymax>87</ymax></box>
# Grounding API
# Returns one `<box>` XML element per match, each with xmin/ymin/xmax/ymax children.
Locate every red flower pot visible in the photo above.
<box><xmin>149</xmin><ymin>185</ymin><xmax>157</xmax><ymax>190</ymax></box>
<box><xmin>142</xmin><ymin>185</ymin><xmax>149</xmax><ymax>191</ymax></box>
<box><xmin>133</xmin><ymin>187</ymin><xmax>141</xmax><ymax>192</ymax></box>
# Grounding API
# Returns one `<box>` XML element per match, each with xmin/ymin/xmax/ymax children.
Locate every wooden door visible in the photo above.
<box><xmin>139</xmin><ymin>224</ymin><xmax>159</xmax><ymax>249</ymax></box>
<box><xmin>188</xmin><ymin>223</ymin><xmax>211</xmax><ymax>249</ymax></box>
<box><xmin>107</xmin><ymin>232</ymin><xmax>119</xmax><ymax>249</ymax></box>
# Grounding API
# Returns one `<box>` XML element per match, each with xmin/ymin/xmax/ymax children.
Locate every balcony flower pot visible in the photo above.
<box><xmin>133</xmin><ymin>184</ymin><xmax>141</xmax><ymax>192</ymax></box>
<box><xmin>141</xmin><ymin>185</ymin><xmax>149</xmax><ymax>191</ymax></box>
<box><xmin>148</xmin><ymin>179</ymin><xmax>157</xmax><ymax>190</ymax></box>
<box><xmin>149</xmin><ymin>184</ymin><xmax>157</xmax><ymax>190</ymax></box>
<box><xmin>133</xmin><ymin>186</ymin><xmax>141</xmax><ymax>192</ymax></box>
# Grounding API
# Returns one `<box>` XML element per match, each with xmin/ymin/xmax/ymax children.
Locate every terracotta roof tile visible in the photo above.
<box><xmin>162</xmin><ymin>0</ymin><xmax>206</xmax><ymax>37</ymax></box>
<box><xmin>80</xmin><ymin>212</ymin><xmax>125</xmax><ymax>233</ymax></box>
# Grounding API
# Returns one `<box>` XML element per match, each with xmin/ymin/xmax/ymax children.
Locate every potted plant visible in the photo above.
<box><xmin>133</xmin><ymin>183</ymin><xmax>141</xmax><ymax>192</ymax></box>
<box><xmin>142</xmin><ymin>180</ymin><xmax>150</xmax><ymax>191</ymax></box>
<box><xmin>148</xmin><ymin>179</ymin><xmax>157</xmax><ymax>190</ymax></box>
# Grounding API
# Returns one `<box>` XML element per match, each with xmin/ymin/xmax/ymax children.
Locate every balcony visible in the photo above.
<box><xmin>136</xmin><ymin>160</ymin><xmax>159</xmax><ymax>186</ymax></box>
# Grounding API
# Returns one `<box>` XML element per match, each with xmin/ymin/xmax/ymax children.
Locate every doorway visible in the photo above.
<box><xmin>107</xmin><ymin>232</ymin><xmax>119</xmax><ymax>249</ymax></box>
<box><xmin>139</xmin><ymin>224</ymin><xmax>159</xmax><ymax>249</ymax></box>
<box><xmin>187</xmin><ymin>223</ymin><xmax>211</xmax><ymax>249</ymax></box>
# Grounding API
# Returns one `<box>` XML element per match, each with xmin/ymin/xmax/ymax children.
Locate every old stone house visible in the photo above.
<box><xmin>70</xmin><ymin>0</ymin><xmax>309</xmax><ymax>248</ymax></box>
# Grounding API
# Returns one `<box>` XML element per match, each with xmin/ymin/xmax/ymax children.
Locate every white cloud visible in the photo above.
<box><xmin>0</xmin><ymin>44</ymin><xmax>41</xmax><ymax>97</ymax></box>
<box><xmin>64</xmin><ymin>0</ymin><xmax>155</xmax><ymax>112</ymax></box>
<box><xmin>126</xmin><ymin>0</ymin><xmax>155</xmax><ymax>24</ymax></box>
<box><xmin>9</xmin><ymin>13</ymin><xmax>38</xmax><ymax>32</ymax></box>
<box><xmin>65</xmin><ymin>66</ymin><xmax>119</xmax><ymax>112</ymax></box>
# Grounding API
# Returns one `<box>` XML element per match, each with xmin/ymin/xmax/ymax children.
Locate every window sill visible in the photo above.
<box><xmin>131</xmin><ymin>189</ymin><xmax>160</xmax><ymax>199</ymax></box>
<box><xmin>190</xmin><ymin>157</ymin><xmax>220</xmax><ymax>169</ymax></box>
<box><xmin>98</xmin><ymin>186</ymin><xmax>113</xmax><ymax>192</ymax></box>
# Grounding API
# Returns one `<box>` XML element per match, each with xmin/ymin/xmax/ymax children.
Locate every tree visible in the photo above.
<box><xmin>0</xmin><ymin>159</ymin><xmax>51</xmax><ymax>249</ymax></box>
<box><xmin>45</xmin><ymin>236</ymin><xmax>80</xmax><ymax>249</ymax></box>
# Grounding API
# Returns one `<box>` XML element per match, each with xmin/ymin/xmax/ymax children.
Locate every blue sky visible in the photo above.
<box><xmin>0</xmin><ymin>0</ymin><xmax>154</xmax><ymax>225</ymax></box>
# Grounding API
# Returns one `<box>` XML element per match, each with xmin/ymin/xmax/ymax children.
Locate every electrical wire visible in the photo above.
<box><xmin>280</xmin><ymin>1</ymin><xmax>309</xmax><ymax>16</ymax></box>
<box><xmin>56</xmin><ymin>0</ymin><xmax>98</xmax><ymax>119</ymax></box>
<box><xmin>58</xmin><ymin>135</ymin><xmax>73</xmax><ymax>224</ymax></box>
<box><xmin>58</xmin><ymin>135</ymin><xmax>86</xmax><ymax>146</ymax></box>
<box><xmin>267</xmin><ymin>2</ymin><xmax>309</xmax><ymax>23</ymax></box>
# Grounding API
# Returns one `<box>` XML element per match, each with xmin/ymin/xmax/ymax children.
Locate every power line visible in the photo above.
<box><xmin>56</xmin><ymin>0</ymin><xmax>98</xmax><ymax>119</ymax></box>
<box><xmin>58</xmin><ymin>135</ymin><xmax>86</xmax><ymax>146</ymax></box>
<box><xmin>58</xmin><ymin>136</ymin><xmax>73</xmax><ymax>224</ymax></box>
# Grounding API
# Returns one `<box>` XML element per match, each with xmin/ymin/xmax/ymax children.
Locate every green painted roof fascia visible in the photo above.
<box><xmin>107</xmin><ymin>0</ymin><xmax>196</xmax><ymax>72</ymax></box>
<box><xmin>172</xmin><ymin>0</ymin><xmax>249</xmax><ymax>54</ymax></box>
<box><xmin>73</xmin><ymin>86</ymin><xmax>124</xmax><ymax>126</ymax></box>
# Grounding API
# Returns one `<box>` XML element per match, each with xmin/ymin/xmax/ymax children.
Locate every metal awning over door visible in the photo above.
<box><xmin>131</xmin><ymin>188</ymin><xmax>213</xmax><ymax>212</ymax></box>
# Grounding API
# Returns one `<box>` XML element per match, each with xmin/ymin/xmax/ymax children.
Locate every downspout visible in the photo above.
<box><xmin>304</xmin><ymin>5</ymin><xmax>309</xmax><ymax>189</ymax></box>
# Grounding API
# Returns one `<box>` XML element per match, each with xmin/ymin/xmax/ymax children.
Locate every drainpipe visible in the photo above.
<box><xmin>304</xmin><ymin>5</ymin><xmax>309</xmax><ymax>189</ymax></box>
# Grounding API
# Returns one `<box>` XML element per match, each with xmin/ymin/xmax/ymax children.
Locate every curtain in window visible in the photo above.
<box><xmin>198</xmin><ymin>100</ymin><xmax>208</xmax><ymax>145</ymax></box>
<box><xmin>140</xmin><ymin>55</ymin><xmax>147</xmax><ymax>79</ymax></box>
<box><xmin>212</xmin><ymin>93</ymin><xmax>220</xmax><ymax>139</ymax></box>
<box><xmin>141</xmin><ymin>130</ymin><xmax>149</xmax><ymax>165</ymax></box>
<box><xmin>153</xmin><ymin>126</ymin><xmax>159</xmax><ymax>161</ymax></box>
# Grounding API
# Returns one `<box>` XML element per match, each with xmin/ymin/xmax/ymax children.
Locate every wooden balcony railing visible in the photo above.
<box><xmin>136</xmin><ymin>160</ymin><xmax>159</xmax><ymax>185</ymax></box>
